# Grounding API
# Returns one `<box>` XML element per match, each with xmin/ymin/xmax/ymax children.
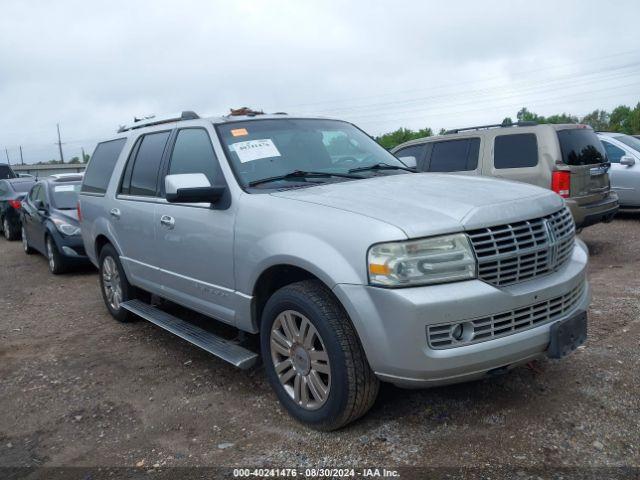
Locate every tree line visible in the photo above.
<box><xmin>375</xmin><ymin>101</ymin><xmax>640</xmax><ymax>150</ymax></box>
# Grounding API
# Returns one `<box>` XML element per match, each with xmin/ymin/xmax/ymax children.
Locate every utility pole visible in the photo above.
<box><xmin>4</xmin><ymin>147</ymin><xmax>10</xmax><ymax>165</ymax></box>
<box><xmin>81</xmin><ymin>147</ymin><xmax>86</xmax><ymax>163</ymax></box>
<box><xmin>19</xmin><ymin>146</ymin><xmax>24</xmax><ymax>165</ymax></box>
<box><xmin>56</xmin><ymin>123</ymin><xmax>65</xmax><ymax>163</ymax></box>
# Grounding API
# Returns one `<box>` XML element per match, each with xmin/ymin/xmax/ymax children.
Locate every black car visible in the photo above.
<box><xmin>0</xmin><ymin>163</ymin><xmax>16</xmax><ymax>180</ymax></box>
<box><xmin>0</xmin><ymin>177</ymin><xmax>36</xmax><ymax>240</ymax></box>
<box><xmin>21</xmin><ymin>175</ymin><xmax>89</xmax><ymax>274</ymax></box>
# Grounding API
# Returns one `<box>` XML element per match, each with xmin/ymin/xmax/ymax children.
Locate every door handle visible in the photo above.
<box><xmin>109</xmin><ymin>208</ymin><xmax>121</xmax><ymax>219</ymax></box>
<box><xmin>160</xmin><ymin>215</ymin><xmax>175</xmax><ymax>229</ymax></box>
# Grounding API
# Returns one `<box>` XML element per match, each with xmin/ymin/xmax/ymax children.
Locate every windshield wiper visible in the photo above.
<box><xmin>248</xmin><ymin>170</ymin><xmax>364</xmax><ymax>187</ymax></box>
<box><xmin>348</xmin><ymin>162</ymin><xmax>415</xmax><ymax>173</ymax></box>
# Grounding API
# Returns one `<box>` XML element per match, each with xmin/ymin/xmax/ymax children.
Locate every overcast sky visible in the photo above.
<box><xmin>1</xmin><ymin>0</ymin><xmax>639</xmax><ymax>164</ymax></box>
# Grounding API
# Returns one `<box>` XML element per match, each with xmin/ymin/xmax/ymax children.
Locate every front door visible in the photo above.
<box><xmin>601</xmin><ymin>139</ymin><xmax>640</xmax><ymax>207</ymax></box>
<box><xmin>154</xmin><ymin>127</ymin><xmax>236</xmax><ymax>325</ymax></box>
<box><xmin>22</xmin><ymin>184</ymin><xmax>47</xmax><ymax>253</ymax></box>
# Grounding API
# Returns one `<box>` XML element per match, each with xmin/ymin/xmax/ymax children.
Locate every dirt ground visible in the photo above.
<box><xmin>1</xmin><ymin>214</ymin><xmax>639</xmax><ymax>477</ymax></box>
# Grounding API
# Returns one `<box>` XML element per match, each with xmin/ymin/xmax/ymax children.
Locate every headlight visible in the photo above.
<box><xmin>52</xmin><ymin>218</ymin><xmax>81</xmax><ymax>236</ymax></box>
<box><xmin>368</xmin><ymin>233</ymin><xmax>477</xmax><ymax>287</ymax></box>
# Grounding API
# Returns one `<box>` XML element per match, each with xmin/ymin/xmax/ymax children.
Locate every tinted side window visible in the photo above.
<box><xmin>394</xmin><ymin>145</ymin><xmax>426</xmax><ymax>162</ymax></box>
<box><xmin>601</xmin><ymin>141</ymin><xmax>625</xmax><ymax>163</ymax></box>
<box><xmin>0</xmin><ymin>165</ymin><xmax>16</xmax><ymax>179</ymax></box>
<box><xmin>168</xmin><ymin>129</ymin><xmax>220</xmax><ymax>184</ymax></box>
<box><xmin>129</xmin><ymin>131</ymin><xmax>170</xmax><ymax>196</ymax></box>
<box><xmin>429</xmin><ymin>138</ymin><xmax>480</xmax><ymax>172</ymax></box>
<box><xmin>494</xmin><ymin>134</ymin><xmax>538</xmax><ymax>169</ymax></box>
<box><xmin>81</xmin><ymin>138</ymin><xmax>127</xmax><ymax>194</ymax></box>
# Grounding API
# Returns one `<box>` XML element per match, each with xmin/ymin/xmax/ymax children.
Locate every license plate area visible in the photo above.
<box><xmin>547</xmin><ymin>311</ymin><xmax>587</xmax><ymax>359</ymax></box>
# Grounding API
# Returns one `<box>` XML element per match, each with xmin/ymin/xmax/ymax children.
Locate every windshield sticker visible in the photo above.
<box><xmin>231</xmin><ymin>128</ymin><xmax>248</xmax><ymax>137</ymax></box>
<box><xmin>232</xmin><ymin>139</ymin><xmax>281</xmax><ymax>163</ymax></box>
<box><xmin>54</xmin><ymin>185</ymin><xmax>77</xmax><ymax>192</ymax></box>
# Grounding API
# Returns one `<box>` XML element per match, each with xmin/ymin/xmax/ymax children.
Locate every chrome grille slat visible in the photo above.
<box><xmin>427</xmin><ymin>283</ymin><xmax>585</xmax><ymax>349</ymax></box>
<box><xmin>468</xmin><ymin>207</ymin><xmax>575</xmax><ymax>287</ymax></box>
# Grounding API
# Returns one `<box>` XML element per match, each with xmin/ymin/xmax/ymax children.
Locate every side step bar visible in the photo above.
<box><xmin>120</xmin><ymin>299</ymin><xmax>258</xmax><ymax>369</ymax></box>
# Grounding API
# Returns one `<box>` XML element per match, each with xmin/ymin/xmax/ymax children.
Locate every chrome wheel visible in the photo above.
<box><xmin>46</xmin><ymin>238</ymin><xmax>56</xmax><ymax>271</ymax></box>
<box><xmin>102</xmin><ymin>256</ymin><xmax>122</xmax><ymax>310</ymax></box>
<box><xmin>270</xmin><ymin>310</ymin><xmax>331</xmax><ymax>410</ymax></box>
<box><xmin>21</xmin><ymin>226</ymin><xmax>28</xmax><ymax>252</ymax></box>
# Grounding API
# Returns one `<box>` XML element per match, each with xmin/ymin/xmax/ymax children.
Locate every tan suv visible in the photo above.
<box><xmin>392</xmin><ymin>122</ymin><xmax>619</xmax><ymax>229</ymax></box>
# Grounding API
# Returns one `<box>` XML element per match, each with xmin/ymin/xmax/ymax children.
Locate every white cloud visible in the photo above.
<box><xmin>0</xmin><ymin>0</ymin><xmax>638</xmax><ymax>163</ymax></box>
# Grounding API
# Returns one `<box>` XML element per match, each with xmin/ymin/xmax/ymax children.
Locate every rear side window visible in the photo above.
<box><xmin>601</xmin><ymin>141</ymin><xmax>625</xmax><ymax>163</ymax></box>
<box><xmin>0</xmin><ymin>165</ymin><xmax>16</xmax><ymax>179</ymax></box>
<box><xmin>81</xmin><ymin>138</ymin><xmax>127</xmax><ymax>194</ymax></box>
<box><xmin>126</xmin><ymin>131</ymin><xmax>171</xmax><ymax>196</ymax></box>
<box><xmin>428</xmin><ymin>138</ymin><xmax>480</xmax><ymax>172</ymax></box>
<box><xmin>557</xmin><ymin>129</ymin><xmax>606</xmax><ymax>166</ymax></box>
<box><xmin>168</xmin><ymin>129</ymin><xmax>221</xmax><ymax>184</ymax></box>
<box><xmin>11</xmin><ymin>181</ymin><xmax>34</xmax><ymax>193</ymax></box>
<box><xmin>494</xmin><ymin>134</ymin><xmax>538</xmax><ymax>169</ymax></box>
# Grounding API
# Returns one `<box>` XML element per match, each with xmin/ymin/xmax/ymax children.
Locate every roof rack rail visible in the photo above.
<box><xmin>117</xmin><ymin>111</ymin><xmax>200</xmax><ymax>133</ymax></box>
<box><xmin>445</xmin><ymin>120</ymin><xmax>538</xmax><ymax>135</ymax></box>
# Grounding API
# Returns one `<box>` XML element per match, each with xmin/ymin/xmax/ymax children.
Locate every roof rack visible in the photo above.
<box><xmin>226</xmin><ymin>107</ymin><xmax>266</xmax><ymax>117</ymax></box>
<box><xmin>444</xmin><ymin>120</ymin><xmax>538</xmax><ymax>135</ymax></box>
<box><xmin>117</xmin><ymin>111</ymin><xmax>200</xmax><ymax>133</ymax></box>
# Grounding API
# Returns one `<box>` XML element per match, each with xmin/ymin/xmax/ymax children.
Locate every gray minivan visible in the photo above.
<box><xmin>392</xmin><ymin>122</ymin><xmax>619</xmax><ymax>229</ymax></box>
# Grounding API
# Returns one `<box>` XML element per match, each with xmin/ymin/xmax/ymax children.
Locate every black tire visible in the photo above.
<box><xmin>21</xmin><ymin>225</ymin><xmax>35</xmax><ymax>254</ymax></box>
<box><xmin>2</xmin><ymin>217</ymin><xmax>19</xmax><ymax>241</ymax></box>
<box><xmin>260</xmin><ymin>280</ymin><xmax>379</xmax><ymax>431</ymax></box>
<box><xmin>46</xmin><ymin>235</ymin><xmax>68</xmax><ymax>275</ymax></box>
<box><xmin>98</xmin><ymin>244</ymin><xmax>137</xmax><ymax>322</ymax></box>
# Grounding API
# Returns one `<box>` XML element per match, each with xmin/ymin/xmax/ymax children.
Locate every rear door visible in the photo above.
<box><xmin>485</xmin><ymin>131</ymin><xmax>544</xmax><ymax>187</ymax></box>
<box><xmin>113</xmin><ymin>130</ymin><xmax>171</xmax><ymax>292</ymax></box>
<box><xmin>423</xmin><ymin>137</ymin><xmax>481</xmax><ymax>176</ymax></box>
<box><xmin>556</xmin><ymin>128</ymin><xmax>609</xmax><ymax>204</ymax></box>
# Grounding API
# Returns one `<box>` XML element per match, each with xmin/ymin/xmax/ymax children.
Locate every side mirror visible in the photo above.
<box><xmin>35</xmin><ymin>200</ymin><xmax>47</xmax><ymax>212</ymax></box>
<box><xmin>620</xmin><ymin>155</ymin><xmax>636</xmax><ymax>167</ymax></box>
<box><xmin>165</xmin><ymin>173</ymin><xmax>225</xmax><ymax>204</ymax></box>
<box><xmin>398</xmin><ymin>156</ymin><xmax>417</xmax><ymax>169</ymax></box>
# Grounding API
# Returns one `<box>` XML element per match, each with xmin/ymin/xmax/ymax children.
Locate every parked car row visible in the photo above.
<box><xmin>1</xmin><ymin>111</ymin><xmax>636</xmax><ymax>431</ymax></box>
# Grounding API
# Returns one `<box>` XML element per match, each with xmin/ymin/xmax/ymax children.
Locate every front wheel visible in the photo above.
<box><xmin>22</xmin><ymin>226</ymin><xmax>35</xmax><ymax>254</ymax></box>
<box><xmin>46</xmin><ymin>236</ymin><xmax>67</xmax><ymax>274</ymax></box>
<box><xmin>98</xmin><ymin>244</ymin><xmax>137</xmax><ymax>322</ymax></box>
<box><xmin>260</xmin><ymin>280</ymin><xmax>379</xmax><ymax>431</ymax></box>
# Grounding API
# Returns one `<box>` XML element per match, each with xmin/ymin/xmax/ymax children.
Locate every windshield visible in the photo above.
<box><xmin>217</xmin><ymin>119</ymin><xmax>408</xmax><ymax>188</ymax></box>
<box><xmin>0</xmin><ymin>165</ymin><xmax>16</xmax><ymax>179</ymax></box>
<box><xmin>557</xmin><ymin>128</ymin><xmax>607</xmax><ymax>166</ymax></box>
<box><xmin>614</xmin><ymin>134</ymin><xmax>640</xmax><ymax>153</ymax></box>
<box><xmin>51</xmin><ymin>182</ymin><xmax>81</xmax><ymax>209</ymax></box>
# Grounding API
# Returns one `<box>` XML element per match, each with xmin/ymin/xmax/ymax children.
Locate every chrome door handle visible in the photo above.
<box><xmin>160</xmin><ymin>215</ymin><xmax>175</xmax><ymax>229</ymax></box>
<box><xmin>109</xmin><ymin>208</ymin><xmax>121</xmax><ymax>219</ymax></box>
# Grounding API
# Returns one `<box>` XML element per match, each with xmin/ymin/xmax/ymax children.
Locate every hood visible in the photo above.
<box><xmin>271</xmin><ymin>173</ymin><xmax>564</xmax><ymax>238</ymax></box>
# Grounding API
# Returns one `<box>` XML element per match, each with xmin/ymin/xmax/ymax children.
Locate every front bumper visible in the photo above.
<box><xmin>566</xmin><ymin>192</ymin><xmax>619</xmax><ymax>228</ymax></box>
<box><xmin>50</xmin><ymin>230</ymin><xmax>89</xmax><ymax>260</ymax></box>
<box><xmin>333</xmin><ymin>239</ymin><xmax>590</xmax><ymax>388</ymax></box>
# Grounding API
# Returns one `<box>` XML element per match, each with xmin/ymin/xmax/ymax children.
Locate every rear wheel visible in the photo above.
<box><xmin>22</xmin><ymin>226</ymin><xmax>35</xmax><ymax>254</ymax></box>
<box><xmin>98</xmin><ymin>244</ymin><xmax>137</xmax><ymax>322</ymax></box>
<box><xmin>260</xmin><ymin>280</ymin><xmax>379</xmax><ymax>431</ymax></box>
<box><xmin>3</xmin><ymin>217</ymin><xmax>19</xmax><ymax>241</ymax></box>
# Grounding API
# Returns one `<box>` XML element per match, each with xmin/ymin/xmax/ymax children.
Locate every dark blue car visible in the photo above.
<box><xmin>0</xmin><ymin>177</ymin><xmax>35</xmax><ymax>240</ymax></box>
<box><xmin>21</xmin><ymin>175</ymin><xmax>90</xmax><ymax>274</ymax></box>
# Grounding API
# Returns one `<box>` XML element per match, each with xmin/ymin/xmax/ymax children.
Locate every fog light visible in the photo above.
<box><xmin>450</xmin><ymin>322</ymin><xmax>474</xmax><ymax>343</ymax></box>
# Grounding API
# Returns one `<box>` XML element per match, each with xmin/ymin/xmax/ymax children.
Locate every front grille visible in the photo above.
<box><xmin>427</xmin><ymin>282</ymin><xmax>585</xmax><ymax>349</ymax></box>
<box><xmin>467</xmin><ymin>207</ymin><xmax>575</xmax><ymax>287</ymax></box>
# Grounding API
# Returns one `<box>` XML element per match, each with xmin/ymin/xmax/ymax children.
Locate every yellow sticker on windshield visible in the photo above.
<box><xmin>231</xmin><ymin>128</ymin><xmax>248</xmax><ymax>137</ymax></box>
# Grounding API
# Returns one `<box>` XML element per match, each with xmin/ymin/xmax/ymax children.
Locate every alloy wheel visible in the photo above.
<box><xmin>102</xmin><ymin>256</ymin><xmax>122</xmax><ymax>311</ymax></box>
<box><xmin>270</xmin><ymin>310</ymin><xmax>331</xmax><ymax>410</ymax></box>
<box><xmin>47</xmin><ymin>238</ymin><xmax>56</xmax><ymax>271</ymax></box>
<box><xmin>3</xmin><ymin>219</ymin><xmax>9</xmax><ymax>240</ymax></box>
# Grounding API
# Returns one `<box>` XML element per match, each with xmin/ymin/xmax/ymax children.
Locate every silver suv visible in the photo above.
<box><xmin>392</xmin><ymin>122</ymin><xmax>619</xmax><ymax>229</ymax></box>
<box><xmin>79</xmin><ymin>111</ymin><xmax>590</xmax><ymax>430</ymax></box>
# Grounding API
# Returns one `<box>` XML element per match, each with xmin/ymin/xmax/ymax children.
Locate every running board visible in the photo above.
<box><xmin>120</xmin><ymin>299</ymin><xmax>258</xmax><ymax>369</ymax></box>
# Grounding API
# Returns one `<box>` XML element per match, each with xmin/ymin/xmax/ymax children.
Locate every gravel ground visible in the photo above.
<box><xmin>0</xmin><ymin>214</ymin><xmax>639</xmax><ymax>477</ymax></box>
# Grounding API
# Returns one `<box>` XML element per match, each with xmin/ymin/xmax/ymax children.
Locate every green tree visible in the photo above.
<box><xmin>580</xmin><ymin>110</ymin><xmax>609</xmax><ymax>131</ymax></box>
<box><xmin>545</xmin><ymin>113</ymin><xmax>579</xmax><ymax>124</ymax></box>
<box><xmin>516</xmin><ymin>107</ymin><xmax>545</xmax><ymax>123</ymax></box>
<box><xmin>375</xmin><ymin>127</ymin><xmax>433</xmax><ymax>150</ymax></box>
<box><xmin>69</xmin><ymin>157</ymin><xmax>81</xmax><ymax>164</ymax></box>
<box><xmin>609</xmin><ymin>105</ymin><xmax>632</xmax><ymax>133</ymax></box>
